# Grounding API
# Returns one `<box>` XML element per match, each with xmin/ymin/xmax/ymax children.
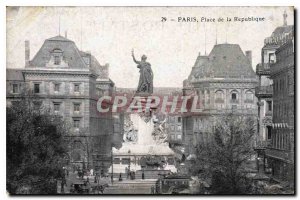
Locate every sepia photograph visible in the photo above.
<box><xmin>5</xmin><ymin>5</ymin><xmax>295</xmax><ymax>195</ymax></box>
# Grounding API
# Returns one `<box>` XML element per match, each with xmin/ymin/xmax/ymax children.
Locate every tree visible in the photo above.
<box><xmin>191</xmin><ymin>114</ymin><xmax>256</xmax><ymax>194</ymax></box>
<box><xmin>7</xmin><ymin>96</ymin><xmax>70</xmax><ymax>194</ymax></box>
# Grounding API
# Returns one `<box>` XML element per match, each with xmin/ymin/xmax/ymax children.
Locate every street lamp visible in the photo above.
<box><xmin>111</xmin><ymin>144</ymin><xmax>114</xmax><ymax>185</ymax></box>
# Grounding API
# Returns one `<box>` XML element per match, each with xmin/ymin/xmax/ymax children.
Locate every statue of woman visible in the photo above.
<box><xmin>131</xmin><ymin>49</ymin><xmax>153</xmax><ymax>94</ymax></box>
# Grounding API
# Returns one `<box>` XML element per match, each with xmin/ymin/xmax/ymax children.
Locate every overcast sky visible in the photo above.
<box><xmin>6</xmin><ymin>7</ymin><xmax>294</xmax><ymax>88</ymax></box>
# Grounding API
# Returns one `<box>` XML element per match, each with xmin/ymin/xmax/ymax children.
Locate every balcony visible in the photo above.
<box><xmin>255</xmin><ymin>140</ymin><xmax>271</xmax><ymax>148</ymax></box>
<box><xmin>230</xmin><ymin>99</ymin><xmax>239</xmax><ymax>104</ymax></box>
<box><xmin>255</xmin><ymin>85</ymin><xmax>273</xmax><ymax>98</ymax></box>
<box><xmin>215</xmin><ymin>98</ymin><xmax>224</xmax><ymax>103</ymax></box>
<box><xmin>256</xmin><ymin>63</ymin><xmax>271</xmax><ymax>75</ymax></box>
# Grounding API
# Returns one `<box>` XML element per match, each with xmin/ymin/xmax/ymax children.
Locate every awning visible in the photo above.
<box><xmin>272</xmin><ymin>123</ymin><xmax>289</xmax><ymax>129</ymax></box>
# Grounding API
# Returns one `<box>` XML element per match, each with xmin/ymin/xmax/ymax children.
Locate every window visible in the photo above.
<box><xmin>267</xmin><ymin>126</ymin><xmax>272</xmax><ymax>139</ymax></box>
<box><xmin>121</xmin><ymin>158</ymin><xmax>130</xmax><ymax>165</ymax></box>
<box><xmin>177</xmin><ymin>134</ymin><xmax>182</xmax><ymax>140</ymax></box>
<box><xmin>215</xmin><ymin>91</ymin><xmax>223</xmax><ymax>99</ymax></box>
<box><xmin>12</xmin><ymin>84</ymin><xmax>19</xmax><ymax>93</ymax></box>
<box><xmin>177</xmin><ymin>117</ymin><xmax>181</xmax><ymax>123</ymax></box>
<box><xmin>245</xmin><ymin>91</ymin><xmax>254</xmax><ymax>101</ymax></box>
<box><xmin>54</xmin><ymin>83</ymin><xmax>60</xmax><ymax>92</ymax></box>
<box><xmin>54</xmin><ymin>103</ymin><xmax>60</xmax><ymax>112</ymax></box>
<box><xmin>269</xmin><ymin>53</ymin><xmax>275</xmax><ymax>63</ymax></box>
<box><xmin>74</xmin><ymin>103</ymin><xmax>81</xmax><ymax>112</ymax></box>
<box><xmin>215</xmin><ymin>90</ymin><xmax>224</xmax><ymax>103</ymax></box>
<box><xmin>177</xmin><ymin>125</ymin><xmax>182</xmax><ymax>131</ymax></box>
<box><xmin>170</xmin><ymin>135</ymin><xmax>175</xmax><ymax>140</ymax></box>
<box><xmin>113</xmin><ymin>158</ymin><xmax>121</xmax><ymax>164</ymax></box>
<box><xmin>74</xmin><ymin>84</ymin><xmax>80</xmax><ymax>92</ymax></box>
<box><xmin>54</xmin><ymin>55</ymin><xmax>61</xmax><ymax>65</ymax></box>
<box><xmin>170</xmin><ymin>125</ymin><xmax>175</xmax><ymax>131</ymax></box>
<box><xmin>34</xmin><ymin>83</ymin><xmax>40</xmax><ymax>93</ymax></box>
<box><xmin>73</xmin><ymin>119</ymin><xmax>80</xmax><ymax>128</ymax></box>
<box><xmin>267</xmin><ymin>101</ymin><xmax>272</xmax><ymax>111</ymax></box>
<box><xmin>231</xmin><ymin>93</ymin><xmax>237</xmax><ymax>100</ymax></box>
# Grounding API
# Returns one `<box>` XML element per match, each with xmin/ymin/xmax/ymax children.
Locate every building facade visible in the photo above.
<box><xmin>265</xmin><ymin>25</ymin><xmax>294</xmax><ymax>186</ymax></box>
<box><xmin>6</xmin><ymin>35</ymin><xmax>115</xmax><ymax>172</ymax></box>
<box><xmin>182</xmin><ymin>43</ymin><xmax>258</xmax><ymax>156</ymax></box>
<box><xmin>255</xmin><ymin>12</ymin><xmax>294</xmax><ymax>148</ymax></box>
<box><xmin>166</xmin><ymin>115</ymin><xmax>183</xmax><ymax>146</ymax></box>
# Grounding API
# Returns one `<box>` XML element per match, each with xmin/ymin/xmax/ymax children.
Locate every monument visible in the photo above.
<box><xmin>108</xmin><ymin>50</ymin><xmax>177</xmax><ymax>179</ymax></box>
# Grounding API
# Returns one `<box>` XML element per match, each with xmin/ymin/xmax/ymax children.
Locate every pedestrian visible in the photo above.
<box><xmin>94</xmin><ymin>174</ymin><xmax>97</xmax><ymax>183</ymax></box>
<box><xmin>119</xmin><ymin>173</ymin><xmax>122</xmax><ymax>181</ymax></box>
<box><xmin>125</xmin><ymin>167</ymin><xmax>128</xmax><ymax>179</ymax></box>
<box><xmin>99</xmin><ymin>185</ymin><xmax>104</xmax><ymax>194</ymax></box>
<box><xmin>142</xmin><ymin>171</ymin><xmax>145</xmax><ymax>180</ymax></box>
<box><xmin>151</xmin><ymin>185</ymin><xmax>155</xmax><ymax>194</ymax></box>
<box><xmin>61</xmin><ymin>178</ymin><xmax>66</xmax><ymax>193</ymax></box>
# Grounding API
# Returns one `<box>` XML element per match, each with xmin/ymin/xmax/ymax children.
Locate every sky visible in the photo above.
<box><xmin>6</xmin><ymin>6</ymin><xmax>294</xmax><ymax>88</ymax></box>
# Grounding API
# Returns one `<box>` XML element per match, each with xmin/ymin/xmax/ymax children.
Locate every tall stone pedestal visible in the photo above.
<box><xmin>109</xmin><ymin>95</ymin><xmax>177</xmax><ymax>177</ymax></box>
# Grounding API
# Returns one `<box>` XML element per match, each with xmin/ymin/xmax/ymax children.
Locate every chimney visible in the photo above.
<box><xmin>245</xmin><ymin>50</ymin><xmax>252</xmax><ymax>66</ymax></box>
<box><xmin>25</xmin><ymin>40</ymin><xmax>30</xmax><ymax>67</ymax></box>
<box><xmin>85</xmin><ymin>51</ymin><xmax>91</xmax><ymax>67</ymax></box>
<box><xmin>104</xmin><ymin>63</ymin><xmax>109</xmax><ymax>78</ymax></box>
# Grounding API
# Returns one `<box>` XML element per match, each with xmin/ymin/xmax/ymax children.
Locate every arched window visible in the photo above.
<box><xmin>215</xmin><ymin>90</ymin><xmax>224</xmax><ymax>103</ymax></box>
<box><xmin>230</xmin><ymin>90</ymin><xmax>239</xmax><ymax>103</ymax></box>
<box><xmin>232</xmin><ymin>93</ymin><xmax>237</xmax><ymax>100</ymax></box>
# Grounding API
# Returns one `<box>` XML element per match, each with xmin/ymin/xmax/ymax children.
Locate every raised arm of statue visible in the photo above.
<box><xmin>132</xmin><ymin>49</ymin><xmax>140</xmax><ymax>64</ymax></box>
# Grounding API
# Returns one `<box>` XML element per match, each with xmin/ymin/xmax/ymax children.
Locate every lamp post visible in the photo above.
<box><xmin>111</xmin><ymin>144</ymin><xmax>114</xmax><ymax>185</ymax></box>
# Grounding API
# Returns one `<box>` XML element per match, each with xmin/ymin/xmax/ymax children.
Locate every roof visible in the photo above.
<box><xmin>188</xmin><ymin>44</ymin><xmax>256</xmax><ymax>80</ymax></box>
<box><xmin>6</xmin><ymin>69</ymin><xmax>24</xmax><ymax>81</ymax></box>
<box><xmin>28</xmin><ymin>35</ymin><xmax>111</xmax><ymax>79</ymax></box>
<box><xmin>46</xmin><ymin>35</ymin><xmax>73</xmax><ymax>42</ymax></box>
<box><xmin>271</xmin><ymin>25</ymin><xmax>294</xmax><ymax>37</ymax></box>
<box><xmin>263</xmin><ymin>25</ymin><xmax>294</xmax><ymax>48</ymax></box>
<box><xmin>30</xmin><ymin>35</ymin><xmax>87</xmax><ymax>69</ymax></box>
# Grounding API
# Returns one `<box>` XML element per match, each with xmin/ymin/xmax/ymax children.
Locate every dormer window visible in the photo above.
<box><xmin>12</xmin><ymin>84</ymin><xmax>19</xmax><ymax>93</ymax></box>
<box><xmin>269</xmin><ymin>53</ymin><xmax>275</xmax><ymax>64</ymax></box>
<box><xmin>51</xmin><ymin>48</ymin><xmax>63</xmax><ymax>66</ymax></box>
<box><xmin>54</xmin><ymin>55</ymin><xmax>61</xmax><ymax>65</ymax></box>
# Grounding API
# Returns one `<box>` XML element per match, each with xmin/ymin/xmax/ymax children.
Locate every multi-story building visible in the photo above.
<box><xmin>255</xmin><ymin>11</ymin><xmax>294</xmax><ymax>148</ymax></box>
<box><xmin>6</xmin><ymin>35</ymin><xmax>115</xmax><ymax>172</ymax></box>
<box><xmin>166</xmin><ymin>115</ymin><xmax>183</xmax><ymax>146</ymax></box>
<box><xmin>265</xmin><ymin>21</ymin><xmax>294</xmax><ymax>186</ymax></box>
<box><xmin>182</xmin><ymin>43</ymin><xmax>258</xmax><ymax>156</ymax></box>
